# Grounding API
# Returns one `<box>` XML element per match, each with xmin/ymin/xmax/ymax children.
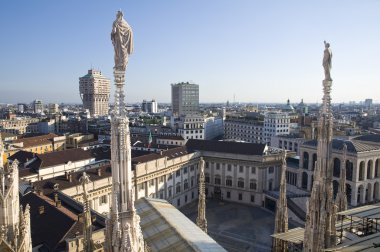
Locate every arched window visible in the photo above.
<box><xmin>184</xmin><ymin>179</ymin><xmax>189</xmax><ymax>190</ymax></box>
<box><xmin>226</xmin><ymin>176</ymin><xmax>232</xmax><ymax>187</ymax></box>
<box><xmin>367</xmin><ymin>160</ymin><xmax>373</xmax><ymax>179</ymax></box>
<box><xmin>359</xmin><ymin>161</ymin><xmax>365</xmax><ymax>181</ymax></box>
<box><xmin>333</xmin><ymin>158</ymin><xmax>341</xmax><ymax>178</ymax></box>
<box><xmin>346</xmin><ymin>184</ymin><xmax>352</xmax><ymax>204</ymax></box>
<box><xmin>302</xmin><ymin>172</ymin><xmax>308</xmax><ymax>189</ymax></box>
<box><xmin>346</xmin><ymin>160</ymin><xmax>353</xmax><ymax>181</ymax></box>
<box><xmin>176</xmin><ymin>182</ymin><xmax>181</xmax><ymax>194</ymax></box>
<box><xmin>333</xmin><ymin>180</ymin><xmax>339</xmax><ymax>199</ymax></box>
<box><xmin>303</xmin><ymin>152</ymin><xmax>309</xmax><ymax>169</ymax></box>
<box><xmin>214</xmin><ymin>175</ymin><xmax>221</xmax><ymax>185</ymax></box>
<box><xmin>312</xmin><ymin>154</ymin><xmax>317</xmax><ymax>170</ymax></box>
<box><xmin>237</xmin><ymin>178</ymin><xmax>244</xmax><ymax>188</ymax></box>
<box><xmin>250</xmin><ymin>179</ymin><xmax>257</xmax><ymax>190</ymax></box>
<box><xmin>375</xmin><ymin>159</ymin><xmax>380</xmax><ymax>178</ymax></box>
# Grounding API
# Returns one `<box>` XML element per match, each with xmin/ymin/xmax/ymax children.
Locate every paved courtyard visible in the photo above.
<box><xmin>180</xmin><ymin>199</ymin><xmax>299</xmax><ymax>252</ymax></box>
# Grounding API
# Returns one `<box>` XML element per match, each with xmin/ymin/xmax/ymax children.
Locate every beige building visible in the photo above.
<box><xmin>79</xmin><ymin>69</ymin><xmax>111</xmax><ymax>117</ymax></box>
<box><xmin>0</xmin><ymin>117</ymin><xmax>40</xmax><ymax>135</ymax></box>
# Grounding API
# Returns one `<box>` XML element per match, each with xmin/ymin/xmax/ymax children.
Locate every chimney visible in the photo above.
<box><xmin>68</xmin><ymin>174</ymin><xmax>72</xmax><ymax>183</ymax></box>
<box><xmin>78</xmin><ymin>213</ymin><xmax>84</xmax><ymax>223</ymax></box>
<box><xmin>56</xmin><ymin>200</ymin><xmax>62</xmax><ymax>208</ymax></box>
<box><xmin>97</xmin><ymin>168</ymin><xmax>102</xmax><ymax>176</ymax></box>
<box><xmin>65</xmin><ymin>171</ymin><xmax>68</xmax><ymax>180</ymax></box>
<box><xmin>160</xmin><ymin>150</ymin><xmax>163</xmax><ymax>155</ymax></box>
<box><xmin>39</xmin><ymin>206</ymin><xmax>45</xmax><ymax>214</ymax></box>
<box><xmin>54</xmin><ymin>193</ymin><xmax>59</xmax><ymax>203</ymax></box>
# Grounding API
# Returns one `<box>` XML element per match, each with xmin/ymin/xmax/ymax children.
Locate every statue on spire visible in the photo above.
<box><xmin>196</xmin><ymin>157</ymin><xmax>208</xmax><ymax>233</ymax></box>
<box><xmin>323</xmin><ymin>41</ymin><xmax>333</xmax><ymax>81</ymax></box>
<box><xmin>79</xmin><ymin>172</ymin><xmax>94</xmax><ymax>252</ymax></box>
<box><xmin>111</xmin><ymin>11</ymin><xmax>134</xmax><ymax>71</ymax></box>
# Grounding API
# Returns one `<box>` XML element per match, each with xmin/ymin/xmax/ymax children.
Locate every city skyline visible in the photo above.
<box><xmin>1</xmin><ymin>1</ymin><xmax>380</xmax><ymax>104</ymax></box>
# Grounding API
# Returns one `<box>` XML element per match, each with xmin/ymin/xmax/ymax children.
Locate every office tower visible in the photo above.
<box><xmin>142</xmin><ymin>99</ymin><xmax>158</xmax><ymax>113</ymax></box>
<box><xmin>171</xmin><ymin>82</ymin><xmax>199</xmax><ymax>116</ymax></box>
<box><xmin>79</xmin><ymin>69</ymin><xmax>111</xmax><ymax>117</ymax></box>
<box><xmin>33</xmin><ymin>99</ymin><xmax>43</xmax><ymax>113</ymax></box>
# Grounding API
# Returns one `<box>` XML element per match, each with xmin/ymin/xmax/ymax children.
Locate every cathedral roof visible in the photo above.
<box><xmin>302</xmin><ymin>139</ymin><xmax>380</xmax><ymax>153</ymax></box>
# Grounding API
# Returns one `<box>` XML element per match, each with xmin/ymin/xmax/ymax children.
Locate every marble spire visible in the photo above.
<box><xmin>273</xmin><ymin>150</ymin><xmax>288</xmax><ymax>252</ymax></box>
<box><xmin>105</xmin><ymin>10</ymin><xmax>145</xmax><ymax>252</ymax></box>
<box><xmin>0</xmin><ymin>134</ymin><xmax>32</xmax><ymax>252</ymax></box>
<box><xmin>303</xmin><ymin>41</ymin><xmax>337</xmax><ymax>251</ymax></box>
<box><xmin>79</xmin><ymin>172</ymin><xmax>94</xmax><ymax>252</ymax></box>
<box><xmin>196</xmin><ymin>157</ymin><xmax>208</xmax><ymax>233</ymax></box>
<box><xmin>335</xmin><ymin>144</ymin><xmax>348</xmax><ymax>214</ymax></box>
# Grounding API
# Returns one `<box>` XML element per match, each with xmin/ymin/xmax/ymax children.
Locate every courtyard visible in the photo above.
<box><xmin>181</xmin><ymin>199</ymin><xmax>299</xmax><ymax>252</ymax></box>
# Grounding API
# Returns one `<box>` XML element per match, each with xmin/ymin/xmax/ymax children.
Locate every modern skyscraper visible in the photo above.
<box><xmin>79</xmin><ymin>69</ymin><xmax>111</xmax><ymax>117</ymax></box>
<box><xmin>32</xmin><ymin>99</ymin><xmax>43</xmax><ymax>113</ymax></box>
<box><xmin>141</xmin><ymin>99</ymin><xmax>158</xmax><ymax>113</ymax></box>
<box><xmin>171</xmin><ymin>82</ymin><xmax>199</xmax><ymax>116</ymax></box>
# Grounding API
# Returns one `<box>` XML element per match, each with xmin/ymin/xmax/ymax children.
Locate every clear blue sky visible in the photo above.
<box><xmin>1</xmin><ymin>1</ymin><xmax>379</xmax><ymax>104</ymax></box>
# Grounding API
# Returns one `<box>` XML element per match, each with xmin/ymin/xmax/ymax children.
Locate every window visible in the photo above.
<box><xmin>184</xmin><ymin>167</ymin><xmax>188</xmax><ymax>174</ymax></box>
<box><xmin>176</xmin><ymin>183</ymin><xmax>181</xmax><ymax>194</ymax></box>
<box><xmin>227</xmin><ymin>164</ymin><xmax>232</xmax><ymax>172</ymax></box>
<box><xmin>168</xmin><ymin>174</ymin><xmax>173</xmax><ymax>180</ymax></box>
<box><xmin>159</xmin><ymin>176</ymin><xmax>164</xmax><ymax>183</ymax></box>
<box><xmin>226</xmin><ymin>177</ymin><xmax>232</xmax><ymax>187</ymax></box>
<box><xmin>227</xmin><ymin>191</ymin><xmax>231</xmax><ymax>199</ymax></box>
<box><xmin>250</xmin><ymin>180</ymin><xmax>257</xmax><ymax>190</ymax></box>
<box><xmin>185</xmin><ymin>195</ymin><xmax>188</xmax><ymax>203</ymax></box>
<box><xmin>214</xmin><ymin>175</ymin><xmax>221</xmax><ymax>185</ymax></box>
<box><xmin>251</xmin><ymin>195</ymin><xmax>255</xmax><ymax>202</ymax></box>
<box><xmin>238</xmin><ymin>193</ymin><xmax>242</xmax><ymax>200</ymax></box>
<box><xmin>159</xmin><ymin>190</ymin><xmax>164</xmax><ymax>199</ymax></box>
<box><xmin>216</xmin><ymin>163</ymin><xmax>220</xmax><ymax>170</ymax></box>
<box><xmin>138</xmin><ymin>183</ymin><xmax>144</xmax><ymax>191</ymax></box>
<box><xmin>239</xmin><ymin>166</ymin><xmax>244</xmax><ymax>173</ymax></box>
<box><xmin>177</xmin><ymin>199</ymin><xmax>180</xmax><ymax>207</ymax></box>
<box><xmin>268</xmin><ymin>167</ymin><xmax>274</xmax><ymax>174</ymax></box>
<box><xmin>251</xmin><ymin>167</ymin><xmax>256</xmax><ymax>174</ymax></box>
<box><xmin>168</xmin><ymin>186</ymin><xmax>172</xmax><ymax>197</ymax></box>
<box><xmin>206</xmin><ymin>162</ymin><xmax>209</xmax><ymax>169</ymax></box>
<box><xmin>192</xmin><ymin>191</ymin><xmax>194</xmax><ymax>199</ymax></box>
<box><xmin>205</xmin><ymin>174</ymin><xmax>210</xmax><ymax>183</ymax></box>
<box><xmin>184</xmin><ymin>179</ymin><xmax>189</xmax><ymax>190</ymax></box>
<box><xmin>237</xmin><ymin>178</ymin><xmax>244</xmax><ymax>188</ymax></box>
<box><xmin>149</xmin><ymin>179</ymin><xmax>154</xmax><ymax>186</ymax></box>
<box><xmin>191</xmin><ymin>176</ymin><xmax>194</xmax><ymax>187</ymax></box>
<box><xmin>176</xmin><ymin>170</ymin><xmax>181</xmax><ymax>177</ymax></box>
<box><xmin>99</xmin><ymin>195</ymin><xmax>107</xmax><ymax>205</ymax></box>
<box><xmin>190</xmin><ymin>165</ymin><xmax>194</xmax><ymax>171</ymax></box>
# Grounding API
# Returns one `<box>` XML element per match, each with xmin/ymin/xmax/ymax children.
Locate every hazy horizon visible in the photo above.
<box><xmin>1</xmin><ymin>1</ymin><xmax>380</xmax><ymax>104</ymax></box>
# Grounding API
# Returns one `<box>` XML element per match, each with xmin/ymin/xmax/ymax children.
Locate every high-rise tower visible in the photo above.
<box><xmin>0</xmin><ymin>135</ymin><xmax>32</xmax><ymax>252</ymax></box>
<box><xmin>79</xmin><ymin>69</ymin><xmax>111</xmax><ymax>117</ymax></box>
<box><xmin>105</xmin><ymin>11</ymin><xmax>145</xmax><ymax>252</ymax></box>
<box><xmin>171</xmin><ymin>82</ymin><xmax>199</xmax><ymax>116</ymax></box>
<box><xmin>303</xmin><ymin>41</ymin><xmax>336</xmax><ymax>251</ymax></box>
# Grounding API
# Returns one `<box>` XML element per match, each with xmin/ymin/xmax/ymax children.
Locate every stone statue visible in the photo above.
<box><xmin>323</xmin><ymin>41</ymin><xmax>332</xmax><ymax>81</ymax></box>
<box><xmin>111</xmin><ymin>11</ymin><xmax>134</xmax><ymax>71</ymax></box>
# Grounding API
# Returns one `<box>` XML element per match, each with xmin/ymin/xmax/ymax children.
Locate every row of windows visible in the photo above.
<box><xmin>206</xmin><ymin>162</ymin><xmax>258</xmax><ymax>174</ymax></box>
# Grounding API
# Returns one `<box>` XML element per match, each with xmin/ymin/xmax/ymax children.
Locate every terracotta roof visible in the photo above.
<box><xmin>186</xmin><ymin>139</ymin><xmax>267</xmax><ymax>156</ymax></box>
<box><xmin>8</xmin><ymin>150</ymin><xmax>35</xmax><ymax>164</ymax></box>
<box><xmin>20</xmin><ymin>193</ymin><xmax>77</xmax><ymax>251</ymax></box>
<box><xmin>27</xmin><ymin>148</ymin><xmax>94</xmax><ymax>170</ymax></box>
<box><xmin>157</xmin><ymin>135</ymin><xmax>185</xmax><ymax>140</ymax></box>
<box><xmin>33</xmin><ymin>165</ymin><xmax>112</xmax><ymax>195</ymax></box>
<box><xmin>132</xmin><ymin>146</ymin><xmax>191</xmax><ymax>164</ymax></box>
<box><xmin>12</xmin><ymin>133</ymin><xmax>59</xmax><ymax>148</ymax></box>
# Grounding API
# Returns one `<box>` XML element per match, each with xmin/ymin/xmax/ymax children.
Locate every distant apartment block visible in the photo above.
<box><xmin>79</xmin><ymin>69</ymin><xmax>110</xmax><ymax>117</ymax></box>
<box><xmin>32</xmin><ymin>99</ymin><xmax>43</xmax><ymax>113</ymax></box>
<box><xmin>142</xmin><ymin>99</ymin><xmax>158</xmax><ymax>113</ymax></box>
<box><xmin>171</xmin><ymin>82</ymin><xmax>199</xmax><ymax>116</ymax></box>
